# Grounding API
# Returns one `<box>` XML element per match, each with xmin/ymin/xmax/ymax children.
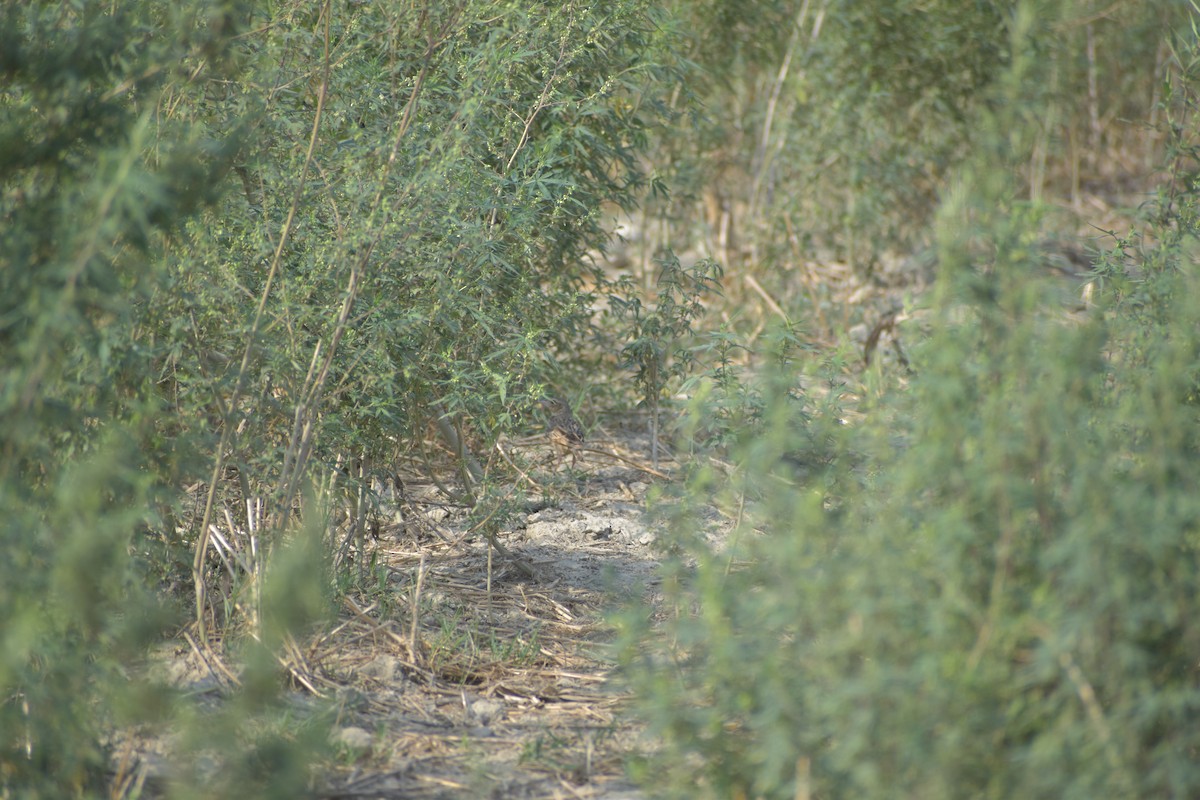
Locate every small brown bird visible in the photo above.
<box><xmin>542</xmin><ymin>397</ymin><xmax>584</xmax><ymax>466</ymax></box>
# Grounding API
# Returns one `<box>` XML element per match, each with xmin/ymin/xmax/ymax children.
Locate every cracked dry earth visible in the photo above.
<box><xmin>152</xmin><ymin>428</ymin><xmax>717</xmax><ymax>800</ymax></box>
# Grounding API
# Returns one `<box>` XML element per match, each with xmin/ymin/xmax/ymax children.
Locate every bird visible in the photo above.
<box><xmin>542</xmin><ymin>397</ymin><xmax>584</xmax><ymax>467</ymax></box>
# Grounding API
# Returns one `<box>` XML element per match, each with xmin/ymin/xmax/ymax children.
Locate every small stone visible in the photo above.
<box><xmin>332</xmin><ymin>726</ymin><xmax>373</xmax><ymax>751</ymax></box>
<box><xmin>466</xmin><ymin>698</ymin><xmax>505</xmax><ymax>726</ymax></box>
<box><xmin>358</xmin><ymin>654</ymin><xmax>402</xmax><ymax>684</ymax></box>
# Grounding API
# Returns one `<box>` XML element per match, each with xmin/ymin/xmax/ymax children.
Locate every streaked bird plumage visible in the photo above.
<box><xmin>542</xmin><ymin>397</ymin><xmax>584</xmax><ymax>465</ymax></box>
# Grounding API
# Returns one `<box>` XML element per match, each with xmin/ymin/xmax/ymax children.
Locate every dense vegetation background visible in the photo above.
<box><xmin>3</xmin><ymin>0</ymin><xmax>1198</xmax><ymax>797</ymax></box>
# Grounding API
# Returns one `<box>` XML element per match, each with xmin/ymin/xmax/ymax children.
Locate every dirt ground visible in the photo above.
<box><xmin>319</xmin><ymin>436</ymin><xmax>677</xmax><ymax>799</ymax></box>
<box><xmin>141</xmin><ymin>425</ymin><xmax>709</xmax><ymax>800</ymax></box>
<box><xmin>317</xmin><ymin>428</ymin><xmax>703</xmax><ymax>799</ymax></box>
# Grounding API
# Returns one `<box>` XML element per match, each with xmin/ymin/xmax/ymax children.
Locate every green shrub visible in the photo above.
<box><xmin>0</xmin><ymin>3</ymin><xmax>254</xmax><ymax>796</ymax></box>
<box><xmin>645</xmin><ymin>0</ymin><xmax>1188</xmax><ymax>291</ymax></box>
<box><xmin>619</xmin><ymin>7</ymin><xmax>1200</xmax><ymax>799</ymax></box>
<box><xmin>2</xmin><ymin>1</ymin><xmax>693</xmax><ymax>795</ymax></box>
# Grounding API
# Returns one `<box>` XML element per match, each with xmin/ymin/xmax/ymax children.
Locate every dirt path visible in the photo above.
<box><xmin>311</xmin><ymin>433</ymin><xmax>686</xmax><ymax>799</ymax></box>
<box><xmin>131</xmin><ymin>431</ymin><xmax>691</xmax><ymax>799</ymax></box>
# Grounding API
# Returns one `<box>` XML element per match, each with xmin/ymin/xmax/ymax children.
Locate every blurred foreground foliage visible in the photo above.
<box><xmin>619</xmin><ymin>4</ymin><xmax>1200</xmax><ymax>798</ymax></box>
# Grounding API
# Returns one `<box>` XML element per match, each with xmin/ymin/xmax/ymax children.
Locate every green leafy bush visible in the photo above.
<box><xmin>2</xmin><ymin>1</ymin><xmax>692</xmax><ymax>795</ymax></box>
<box><xmin>619</xmin><ymin>7</ymin><xmax>1200</xmax><ymax>799</ymax></box>
<box><xmin>0</xmin><ymin>2</ymin><xmax>254</xmax><ymax>796</ymax></box>
<box><xmin>647</xmin><ymin>0</ymin><xmax>1188</xmax><ymax>290</ymax></box>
